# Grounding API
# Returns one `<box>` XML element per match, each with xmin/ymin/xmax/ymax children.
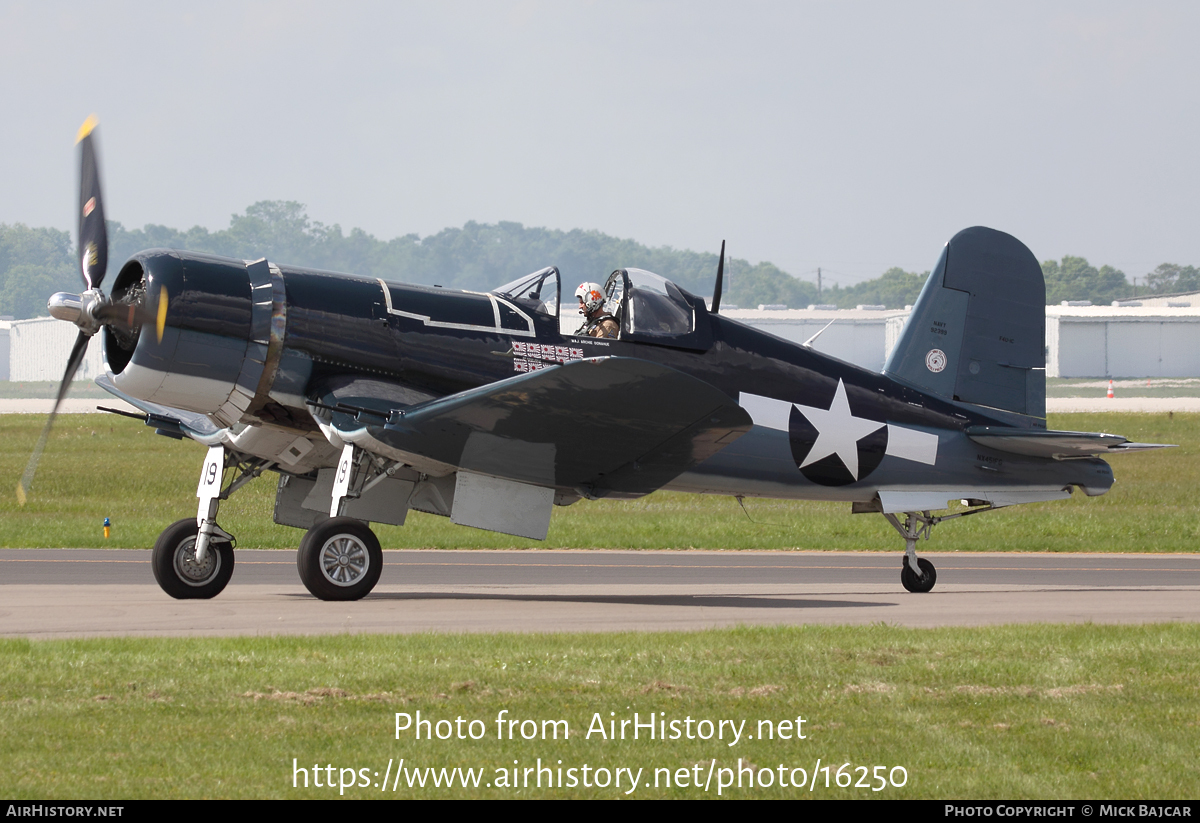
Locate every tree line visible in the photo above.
<box><xmin>0</xmin><ymin>202</ymin><xmax>1191</xmax><ymax>319</ymax></box>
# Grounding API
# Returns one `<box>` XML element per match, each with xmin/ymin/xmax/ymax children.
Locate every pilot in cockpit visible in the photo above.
<box><xmin>574</xmin><ymin>282</ymin><xmax>619</xmax><ymax>339</ymax></box>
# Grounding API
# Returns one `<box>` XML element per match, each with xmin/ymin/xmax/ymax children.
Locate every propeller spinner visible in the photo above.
<box><xmin>17</xmin><ymin>117</ymin><xmax>167</xmax><ymax>505</ymax></box>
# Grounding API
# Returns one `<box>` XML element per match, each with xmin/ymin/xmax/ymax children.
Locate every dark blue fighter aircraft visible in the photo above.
<box><xmin>22</xmin><ymin>120</ymin><xmax>1171</xmax><ymax>600</ymax></box>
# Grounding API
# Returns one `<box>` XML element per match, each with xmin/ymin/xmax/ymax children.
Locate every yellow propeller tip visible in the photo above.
<box><xmin>155</xmin><ymin>288</ymin><xmax>169</xmax><ymax>343</ymax></box>
<box><xmin>16</xmin><ymin>483</ymin><xmax>26</xmax><ymax>507</ymax></box>
<box><xmin>76</xmin><ymin>114</ymin><xmax>99</xmax><ymax>144</ymax></box>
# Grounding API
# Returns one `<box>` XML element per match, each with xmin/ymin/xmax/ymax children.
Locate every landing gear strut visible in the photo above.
<box><xmin>880</xmin><ymin>503</ymin><xmax>998</xmax><ymax>593</ymax></box>
<box><xmin>151</xmin><ymin>445</ymin><xmax>271</xmax><ymax>600</ymax></box>
<box><xmin>151</xmin><ymin>518</ymin><xmax>234</xmax><ymax>599</ymax></box>
<box><xmin>297</xmin><ymin>517</ymin><xmax>382</xmax><ymax>601</ymax></box>
<box><xmin>295</xmin><ymin>443</ymin><xmax>387</xmax><ymax>601</ymax></box>
<box><xmin>883</xmin><ymin>511</ymin><xmax>938</xmax><ymax>593</ymax></box>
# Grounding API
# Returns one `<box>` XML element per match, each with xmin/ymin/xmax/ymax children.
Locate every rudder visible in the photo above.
<box><xmin>883</xmin><ymin>227</ymin><xmax>1045</xmax><ymax>420</ymax></box>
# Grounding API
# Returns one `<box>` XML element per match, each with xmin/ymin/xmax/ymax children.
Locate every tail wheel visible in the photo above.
<box><xmin>151</xmin><ymin>518</ymin><xmax>234</xmax><ymax>600</ymax></box>
<box><xmin>900</xmin><ymin>557</ymin><xmax>937</xmax><ymax>593</ymax></box>
<box><xmin>297</xmin><ymin>517</ymin><xmax>382</xmax><ymax>601</ymax></box>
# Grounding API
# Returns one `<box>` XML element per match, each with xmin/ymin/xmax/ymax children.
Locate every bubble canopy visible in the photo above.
<box><xmin>493</xmin><ymin>265</ymin><xmax>708</xmax><ymax>347</ymax></box>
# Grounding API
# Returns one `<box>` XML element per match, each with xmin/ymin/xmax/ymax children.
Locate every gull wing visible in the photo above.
<box><xmin>343</xmin><ymin>357</ymin><xmax>751</xmax><ymax>496</ymax></box>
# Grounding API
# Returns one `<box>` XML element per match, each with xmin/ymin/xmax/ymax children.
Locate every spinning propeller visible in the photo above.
<box><xmin>16</xmin><ymin>117</ymin><xmax>168</xmax><ymax>505</ymax></box>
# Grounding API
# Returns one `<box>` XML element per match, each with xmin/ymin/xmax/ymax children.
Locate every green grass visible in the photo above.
<box><xmin>1</xmin><ymin>412</ymin><xmax>1197</xmax><ymax>551</ymax></box>
<box><xmin>0</xmin><ymin>381</ymin><xmax>110</xmax><ymax>399</ymax></box>
<box><xmin>1</xmin><ymin>625</ymin><xmax>1197</xmax><ymax>799</ymax></box>
<box><xmin>3</xmin><ymin>413</ymin><xmax>1197</xmax><ymax>800</ymax></box>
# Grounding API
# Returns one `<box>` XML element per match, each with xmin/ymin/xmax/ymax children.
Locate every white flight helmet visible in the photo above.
<box><xmin>575</xmin><ymin>282</ymin><xmax>605</xmax><ymax>314</ymax></box>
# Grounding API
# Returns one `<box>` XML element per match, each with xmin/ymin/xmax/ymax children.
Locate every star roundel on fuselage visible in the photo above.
<box><xmin>788</xmin><ymin>378</ymin><xmax>889</xmax><ymax>486</ymax></box>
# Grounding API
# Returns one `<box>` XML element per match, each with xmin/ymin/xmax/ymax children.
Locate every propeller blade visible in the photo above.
<box><xmin>711</xmin><ymin>240</ymin><xmax>726</xmax><ymax>314</ymax></box>
<box><xmin>17</xmin><ymin>331</ymin><xmax>91</xmax><ymax>505</ymax></box>
<box><xmin>76</xmin><ymin>116</ymin><xmax>108</xmax><ymax>290</ymax></box>
<box><xmin>156</xmin><ymin>286</ymin><xmax>168</xmax><ymax>343</ymax></box>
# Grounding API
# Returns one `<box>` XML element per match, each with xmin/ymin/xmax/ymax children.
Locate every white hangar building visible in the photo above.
<box><xmin>0</xmin><ymin>317</ymin><xmax>106</xmax><ymax>383</ymax></box>
<box><xmin>1042</xmin><ymin>305</ymin><xmax>1200</xmax><ymax>378</ymax></box>
<box><xmin>722</xmin><ymin>306</ymin><xmax>908</xmax><ymax>373</ymax></box>
<box><xmin>883</xmin><ymin>304</ymin><xmax>1200</xmax><ymax>379</ymax></box>
<box><xmin>733</xmin><ymin>303</ymin><xmax>1200</xmax><ymax>380</ymax></box>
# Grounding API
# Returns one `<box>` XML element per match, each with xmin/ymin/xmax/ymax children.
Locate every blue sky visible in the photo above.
<box><xmin>2</xmin><ymin>1</ymin><xmax>1196</xmax><ymax>286</ymax></box>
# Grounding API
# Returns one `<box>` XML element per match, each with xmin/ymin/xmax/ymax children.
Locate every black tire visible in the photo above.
<box><xmin>151</xmin><ymin>518</ymin><xmax>235</xmax><ymax>600</ymax></box>
<box><xmin>900</xmin><ymin>557</ymin><xmax>937</xmax><ymax>593</ymax></box>
<box><xmin>296</xmin><ymin>517</ymin><xmax>382</xmax><ymax>601</ymax></box>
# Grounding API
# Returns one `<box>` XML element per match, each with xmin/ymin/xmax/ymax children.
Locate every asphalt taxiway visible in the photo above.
<box><xmin>1</xmin><ymin>549</ymin><xmax>1197</xmax><ymax>638</ymax></box>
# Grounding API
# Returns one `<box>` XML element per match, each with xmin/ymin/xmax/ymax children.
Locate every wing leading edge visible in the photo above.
<box><xmin>96</xmin><ymin>373</ymin><xmax>223</xmax><ymax>441</ymax></box>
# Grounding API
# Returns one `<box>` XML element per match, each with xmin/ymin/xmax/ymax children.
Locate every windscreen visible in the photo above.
<box><xmin>492</xmin><ymin>267</ymin><xmax>559</xmax><ymax>318</ymax></box>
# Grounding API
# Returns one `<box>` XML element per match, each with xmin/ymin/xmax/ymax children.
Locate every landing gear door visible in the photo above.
<box><xmin>196</xmin><ymin>445</ymin><xmax>224</xmax><ymax>526</ymax></box>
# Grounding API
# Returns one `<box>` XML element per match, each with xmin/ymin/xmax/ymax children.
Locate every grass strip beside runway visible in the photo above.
<box><xmin>1</xmin><ymin>625</ymin><xmax>1197</xmax><ymax>799</ymax></box>
<box><xmin>0</xmin><ymin>412</ymin><xmax>1195</xmax><ymax>551</ymax></box>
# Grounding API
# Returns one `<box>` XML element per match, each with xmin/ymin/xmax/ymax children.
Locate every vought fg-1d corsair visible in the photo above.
<box><xmin>21</xmin><ymin>119</ymin><xmax>1173</xmax><ymax>600</ymax></box>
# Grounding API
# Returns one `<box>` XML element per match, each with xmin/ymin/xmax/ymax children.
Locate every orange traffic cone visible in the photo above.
<box><xmin>1107</xmin><ymin>380</ymin><xmax>1114</xmax><ymax>399</ymax></box>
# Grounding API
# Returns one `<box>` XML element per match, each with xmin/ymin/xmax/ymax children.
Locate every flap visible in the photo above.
<box><xmin>966</xmin><ymin>426</ymin><xmax>1176</xmax><ymax>460</ymax></box>
<box><xmin>342</xmin><ymin>356</ymin><xmax>751</xmax><ymax>495</ymax></box>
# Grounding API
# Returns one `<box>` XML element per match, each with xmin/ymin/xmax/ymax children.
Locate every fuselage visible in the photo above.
<box><xmin>102</xmin><ymin>249</ymin><xmax>1114</xmax><ymax>504</ymax></box>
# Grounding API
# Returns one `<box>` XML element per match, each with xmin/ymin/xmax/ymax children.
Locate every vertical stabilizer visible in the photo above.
<box><xmin>883</xmin><ymin>227</ymin><xmax>1045</xmax><ymax>420</ymax></box>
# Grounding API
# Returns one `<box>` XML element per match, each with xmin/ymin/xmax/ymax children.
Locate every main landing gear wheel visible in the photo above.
<box><xmin>152</xmin><ymin>518</ymin><xmax>235</xmax><ymax>600</ymax></box>
<box><xmin>900</xmin><ymin>558</ymin><xmax>937</xmax><ymax>593</ymax></box>
<box><xmin>297</xmin><ymin>517</ymin><xmax>382</xmax><ymax>601</ymax></box>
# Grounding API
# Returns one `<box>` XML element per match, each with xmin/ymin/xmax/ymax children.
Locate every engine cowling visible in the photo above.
<box><xmin>105</xmin><ymin>250</ymin><xmax>272</xmax><ymax>428</ymax></box>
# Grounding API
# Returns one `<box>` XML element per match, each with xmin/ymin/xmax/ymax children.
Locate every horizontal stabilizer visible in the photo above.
<box><xmin>352</xmin><ymin>357</ymin><xmax>752</xmax><ymax>495</ymax></box>
<box><xmin>967</xmin><ymin>426</ymin><xmax>1176</xmax><ymax>460</ymax></box>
